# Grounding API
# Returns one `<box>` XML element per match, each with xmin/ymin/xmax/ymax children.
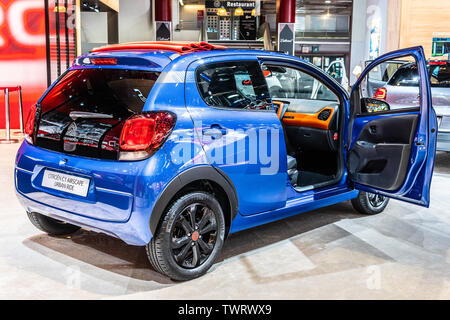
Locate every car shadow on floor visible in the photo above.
<box><xmin>23</xmin><ymin>200</ymin><xmax>362</xmax><ymax>287</ymax></box>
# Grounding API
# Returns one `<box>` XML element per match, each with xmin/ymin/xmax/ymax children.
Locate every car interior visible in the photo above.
<box><xmin>263</xmin><ymin>64</ymin><xmax>342</xmax><ymax>190</ymax></box>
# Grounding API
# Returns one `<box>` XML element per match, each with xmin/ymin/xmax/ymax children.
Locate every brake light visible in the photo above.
<box><xmin>374</xmin><ymin>88</ymin><xmax>387</xmax><ymax>100</ymax></box>
<box><xmin>24</xmin><ymin>104</ymin><xmax>37</xmax><ymax>144</ymax></box>
<box><xmin>90</xmin><ymin>58</ymin><xmax>117</xmax><ymax>65</ymax></box>
<box><xmin>119</xmin><ymin>112</ymin><xmax>175</xmax><ymax>160</ymax></box>
<box><xmin>429</xmin><ymin>61</ymin><xmax>447</xmax><ymax>66</ymax></box>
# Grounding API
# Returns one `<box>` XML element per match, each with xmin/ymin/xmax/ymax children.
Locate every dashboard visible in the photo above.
<box><xmin>273</xmin><ymin>99</ymin><xmax>340</xmax><ymax>152</ymax></box>
<box><xmin>274</xmin><ymin>100</ymin><xmax>339</xmax><ymax>130</ymax></box>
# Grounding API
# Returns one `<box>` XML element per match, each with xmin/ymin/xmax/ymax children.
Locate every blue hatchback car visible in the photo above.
<box><xmin>15</xmin><ymin>42</ymin><xmax>437</xmax><ymax>280</ymax></box>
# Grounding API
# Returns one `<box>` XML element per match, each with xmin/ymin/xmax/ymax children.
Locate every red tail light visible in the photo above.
<box><xmin>24</xmin><ymin>104</ymin><xmax>37</xmax><ymax>144</ymax></box>
<box><xmin>119</xmin><ymin>112</ymin><xmax>175</xmax><ymax>160</ymax></box>
<box><xmin>374</xmin><ymin>88</ymin><xmax>387</xmax><ymax>100</ymax></box>
<box><xmin>90</xmin><ymin>58</ymin><xmax>117</xmax><ymax>65</ymax></box>
<box><xmin>428</xmin><ymin>61</ymin><xmax>447</xmax><ymax>66</ymax></box>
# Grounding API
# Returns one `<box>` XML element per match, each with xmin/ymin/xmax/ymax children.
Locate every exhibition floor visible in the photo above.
<box><xmin>2</xmin><ymin>139</ymin><xmax>450</xmax><ymax>299</ymax></box>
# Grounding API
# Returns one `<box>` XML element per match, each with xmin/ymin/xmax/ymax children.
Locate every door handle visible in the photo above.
<box><xmin>202</xmin><ymin>125</ymin><xmax>227</xmax><ymax>139</ymax></box>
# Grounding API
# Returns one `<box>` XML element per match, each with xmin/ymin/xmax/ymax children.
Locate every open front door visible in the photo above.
<box><xmin>348</xmin><ymin>47</ymin><xmax>438</xmax><ymax>207</ymax></box>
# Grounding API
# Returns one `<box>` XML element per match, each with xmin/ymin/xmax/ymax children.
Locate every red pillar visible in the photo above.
<box><xmin>155</xmin><ymin>0</ymin><xmax>172</xmax><ymax>21</ymax></box>
<box><xmin>278</xmin><ymin>0</ymin><xmax>296</xmax><ymax>23</ymax></box>
<box><xmin>277</xmin><ymin>0</ymin><xmax>296</xmax><ymax>56</ymax></box>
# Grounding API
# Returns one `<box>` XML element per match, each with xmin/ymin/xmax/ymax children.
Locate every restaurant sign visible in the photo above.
<box><xmin>206</xmin><ymin>1</ymin><xmax>255</xmax><ymax>9</ymax></box>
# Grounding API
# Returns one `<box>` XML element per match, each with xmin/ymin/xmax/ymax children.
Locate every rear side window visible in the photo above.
<box><xmin>388</xmin><ymin>65</ymin><xmax>419</xmax><ymax>87</ymax></box>
<box><xmin>429</xmin><ymin>65</ymin><xmax>450</xmax><ymax>87</ymax></box>
<box><xmin>389</xmin><ymin>63</ymin><xmax>450</xmax><ymax>88</ymax></box>
<box><xmin>196</xmin><ymin>61</ymin><xmax>272</xmax><ymax>111</ymax></box>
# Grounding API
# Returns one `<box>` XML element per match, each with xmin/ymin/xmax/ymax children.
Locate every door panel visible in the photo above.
<box><xmin>185</xmin><ymin>56</ymin><xmax>288</xmax><ymax>216</ymax></box>
<box><xmin>348</xmin><ymin>113</ymin><xmax>418</xmax><ymax>191</ymax></box>
<box><xmin>350</xmin><ymin>47</ymin><xmax>437</xmax><ymax>207</ymax></box>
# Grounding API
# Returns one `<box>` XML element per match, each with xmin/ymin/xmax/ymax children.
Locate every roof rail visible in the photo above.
<box><xmin>91</xmin><ymin>42</ymin><xmax>227</xmax><ymax>54</ymax></box>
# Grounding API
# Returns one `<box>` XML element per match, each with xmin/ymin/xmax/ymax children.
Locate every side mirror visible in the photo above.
<box><xmin>263</xmin><ymin>70</ymin><xmax>272</xmax><ymax>78</ymax></box>
<box><xmin>361</xmin><ymin>98</ymin><xmax>391</xmax><ymax>114</ymax></box>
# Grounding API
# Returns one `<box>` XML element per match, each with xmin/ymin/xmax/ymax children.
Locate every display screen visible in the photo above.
<box><xmin>432</xmin><ymin>37</ymin><xmax>450</xmax><ymax>57</ymax></box>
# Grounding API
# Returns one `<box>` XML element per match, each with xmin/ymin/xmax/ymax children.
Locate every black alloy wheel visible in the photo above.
<box><xmin>146</xmin><ymin>192</ymin><xmax>225</xmax><ymax>281</ymax></box>
<box><xmin>351</xmin><ymin>191</ymin><xmax>390</xmax><ymax>215</ymax></box>
<box><xmin>367</xmin><ymin>193</ymin><xmax>387</xmax><ymax>209</ymax></box>
<box><xmin>170</xmin><ymin>203</ymin><xmax>218</xmax><ymax>269</ymax></box>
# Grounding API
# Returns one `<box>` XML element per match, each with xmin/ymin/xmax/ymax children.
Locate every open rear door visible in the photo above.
<box><xmin>348</xmin><ymin>47</ymin><xmax>438</xmax><ymax>207</ymax></box>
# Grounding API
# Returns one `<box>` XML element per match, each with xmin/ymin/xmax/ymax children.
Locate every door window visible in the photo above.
<box><xmin>263</xmin><ymin>64</ymin><xmax>339</xmax><ymax>104</ymax></box>
<box><xmin>367</xmin><ymin>61</ymin><xmax>405</xmax><ymax>82</ymax></box>
<box><xmin>196</xmin><ymin>61</ymin><xmax>272</xmax><ymax>111</ymax></box>
<box><xmin>358</xmin><ymin>55</ymin><xmax>419</xmax><ymax>114</ymax></box>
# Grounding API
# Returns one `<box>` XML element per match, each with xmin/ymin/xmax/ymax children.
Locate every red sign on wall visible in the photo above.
<box><xmin>0</xmin><ymin>0</ymin><xmax>47</xmax><ymax>129</ymax></box>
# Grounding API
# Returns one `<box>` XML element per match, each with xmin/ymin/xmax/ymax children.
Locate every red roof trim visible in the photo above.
<box><xmin>91</xmin><ymin>42</ymin><xmax>227</xmax><ymax>55</ymax></box>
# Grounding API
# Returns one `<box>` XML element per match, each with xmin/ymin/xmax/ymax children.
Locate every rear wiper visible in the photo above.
<box><xmin>69</xmin><ymin>111</ymin><xmax>113</xmax><ymax>120</ymax></box>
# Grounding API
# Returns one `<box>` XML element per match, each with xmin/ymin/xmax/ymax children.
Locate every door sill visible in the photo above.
<box><xmin>293</xmin><ymin>174</ymin><xmax>342</xmax><ymax>193</ymax></box>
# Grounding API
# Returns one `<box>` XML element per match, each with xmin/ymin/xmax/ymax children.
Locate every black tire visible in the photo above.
<box><xmin>146</xmin><ymin>192</ymin><xmax>226</xmax><ymax>281</ymax></box>
<box><xmin>27</xmin><ymin>212</ymin><xmax>81</xmax><ymax>236</ymax></box>
<box><xmin>351</xmin><ymin>191</ymin><xmax>390</xmax><ymax>215</ymax></box>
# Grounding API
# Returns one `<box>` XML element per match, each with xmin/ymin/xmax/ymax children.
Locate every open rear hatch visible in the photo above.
<box><xmin>35</xmin><ymin>68</ymin><xmax>160</xmax><ymax>160</ymax></box>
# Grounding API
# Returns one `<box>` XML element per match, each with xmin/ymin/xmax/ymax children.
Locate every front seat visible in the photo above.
<box><xmin>287</xmin><ymin>155</ymin><xmax>299</xmax><ymax>187</ymax></box>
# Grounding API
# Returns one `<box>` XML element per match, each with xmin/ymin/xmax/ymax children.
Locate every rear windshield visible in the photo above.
<box><xmin>41</xmin><ymin>68</ymin><xmax>159</xmax><ymax>115</ymax></box>
<box><xmin>388</xmin><ymin>63</ymin><xmax>450</xmax><ymax>88</ymax></box>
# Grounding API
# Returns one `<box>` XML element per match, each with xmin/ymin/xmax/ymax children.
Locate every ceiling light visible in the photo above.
<box><xmin>235</xmin><ymin>7</ymin><xmax>244</xmax><ymax>16</ymax></box>
<box><xmin>217</xmin><ymin>7</ymin><xmax>227</xmax><ymax>16</ymax></box>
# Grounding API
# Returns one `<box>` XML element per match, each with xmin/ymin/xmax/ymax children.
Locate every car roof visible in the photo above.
<box><xmin>75</xmin><ymin>42</ymin><xmax>295</xmax><ymax>72</ymax></box>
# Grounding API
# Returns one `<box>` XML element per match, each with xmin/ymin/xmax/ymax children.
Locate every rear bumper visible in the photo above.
<box><xmin>16</xmin><ymin>190</ymin><xmax>150</xmax><ymax>245</ymax></box>
<box><xmin>15</xmin><ymin>142</ymin><xmax>177</xmax><ymax>246</ymax></box>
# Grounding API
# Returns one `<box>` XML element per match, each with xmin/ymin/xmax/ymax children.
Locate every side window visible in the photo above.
<box><xmin>388</xmin><ymin>65</ymin><xmax>419</xmax><ymax>87</ymax></box>
<box><xmin>263</xmin><ymin>64</ymin><xmax>339</xmax><ymax>106</ymax></box>
<box><xmin>196</xmin><ymin>61</ymin><xmax>272</xmax><ymax>111</ymax></box>
<box><xmin>359</xmin><ymin>55</ymin><xmax>420</xmax><ymax>114</ymax></box>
